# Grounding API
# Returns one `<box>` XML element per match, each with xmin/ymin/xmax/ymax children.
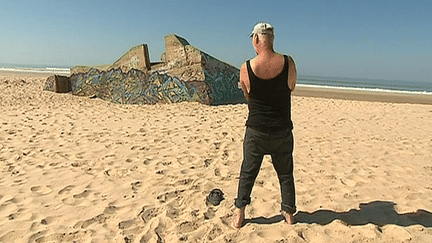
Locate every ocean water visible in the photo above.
<box><xmin>297</xmin><ymin>75</ymin><xmax>432</xmax><ymax>95</ymax></box>
<box><xmin>0</xmin><ymin>63</ymin><xmax>71</xmax><ymax>75</ymax></box>
<box><xmin>1</xmin><ymin>63</ymin><xmax>431</xmax><ymax>96</ymax></box>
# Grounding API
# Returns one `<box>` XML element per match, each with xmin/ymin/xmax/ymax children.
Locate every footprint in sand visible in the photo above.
<box><xmin>103</xmin><ymin>204</ymin><xmax>117</xmax><ymax>215</ymax></box>
<box><xmin>203</xmin><ymin>208</ymin><xmax>215</xmax><ymax>220</ymax></box>
<box><xmin>27</xmin><ymin>230</ymin><xmax>48</xmax><ymax>243</ymax></box>
<box><xmin>38</xmin><ymin>216</ymin><xmax>55</xmax><ymax>226</ymax></box>
<box><xmin>166</xmin><ymin>206</ymin><xmax>180</xmax><ymax>219</ymax></box>
<box><xmin>157</xmin><ymin>190</ymin><xmax>185</xmax><ymax>204</ymax></box>
<box><xmin>30</xmin><ymin>185</ymin><xmax>52</xmax><ymax>195</ymax></box>
<box><xmin>118</xmin><ymin>219</ymin><xmax>138</xmax><ymax>230</ymax></box>
<box><xmin>61</xmin><ymin>189</ymin><xmax>91</xmax><ymax>205</ymax></box>
<box><xmin>177</xmin><ymin>220</ymin><xmax>199</xmax><ymax>233</ymax></box>
<box><xmin>339</xmin><ymin>177</ymin><xmax>357</xmax><ymax>187</ymax></box>
<box><xmin>58</xmin><ymin>185</ymin><xmax>75</xmax><ymax>195</ymax></box>
<box><xmin>131</xmin><ymin>181</ymin><xmax>141</xmax><ymax>193</ymax></box>
<box><xmin>139</xmin><ymin>206</ymin><xmax>161</xmax><ymax>223</ymax></box>
<box><xmin>73</xmin><ymin>189</ymin><xmax>91</xmax><ymax>199</ymax></box>
<box><xmin>77</xmin><ymin>214</ymin><xmax>107</xmax><ymax>229</ymax></box>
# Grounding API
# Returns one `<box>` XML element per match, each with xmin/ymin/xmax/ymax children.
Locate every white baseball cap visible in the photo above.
<box><xmin>249</xmin><ymin>22</ymin><xmax>274</xmax><ymax>37</ymax></box>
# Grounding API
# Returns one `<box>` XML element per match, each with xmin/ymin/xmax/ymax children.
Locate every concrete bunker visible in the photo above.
<box><xmin>45</xmin><ymin>34</ymin><xmax>244</xmax><ymax>105</ymax></box>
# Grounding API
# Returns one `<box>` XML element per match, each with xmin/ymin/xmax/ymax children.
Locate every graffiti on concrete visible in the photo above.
<box><xmin>201</xmin><ymin>53</ymin><xmax>242</xmax><ymax>105</ymax></box>
<box><xmin>69</xmin><ymin>68</ymin><xmax>211</xmax><ymax>105</ymax></box>
<box><xmin>44</xmin><ymin>75</ymin><xmax>55</xmax><ymax>91</ymax></box>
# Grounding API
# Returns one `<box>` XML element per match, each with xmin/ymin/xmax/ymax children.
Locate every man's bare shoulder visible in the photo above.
<box><xmin>240</xmin><ymin>62</ymin><xmax>248</xmax><ymax>78</ymax></box>
<box><xmin>240</xmin><ymin>62</ymin><xmax>248</xmax><ymax>73</ymax></box>
<box><xmin>287</xmin><ymin>55</ymin><xmax>296</xmax><ymax>67</ymax></box>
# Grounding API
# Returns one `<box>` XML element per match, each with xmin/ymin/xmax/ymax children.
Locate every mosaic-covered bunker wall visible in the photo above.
<box><xmin>45</xmin><ymin>34</ymin><xmax>244</xmax><ymax>105</ymax></box>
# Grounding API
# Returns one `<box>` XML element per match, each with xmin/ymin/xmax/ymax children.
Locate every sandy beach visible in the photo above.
<box><xmin>1</xmin><ymin>71</ymin><xmax>431</xmax><ymax>242</ymax></box>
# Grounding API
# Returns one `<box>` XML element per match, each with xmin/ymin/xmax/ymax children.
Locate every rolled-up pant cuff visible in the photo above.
<box><xmin>281</xmin><ymin>204</ymin><xmax>296</xmax><ymax>214</ymax></box>
<box><xmin>234</xmin><ymin>198</ymin><xmax>251</xmax><ymax>209</ymax></box>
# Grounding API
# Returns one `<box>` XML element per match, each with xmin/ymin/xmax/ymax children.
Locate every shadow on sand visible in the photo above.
<box><xmin>245</xmin><ymin>201</ymin><xmax>432</xmax><ymax>227</ymax></box>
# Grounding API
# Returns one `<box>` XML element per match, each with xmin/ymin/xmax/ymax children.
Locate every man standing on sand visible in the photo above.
<box><xmin>233</xmin><ymin>23</ymin><xmax>297</xmax><ymax>228</ymax></box>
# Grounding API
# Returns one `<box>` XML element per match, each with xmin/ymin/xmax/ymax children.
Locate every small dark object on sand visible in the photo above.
<box><xmin>206</xmin><ymin>188</ymin><xmax>224</xmax><ymax>206</ymax></box>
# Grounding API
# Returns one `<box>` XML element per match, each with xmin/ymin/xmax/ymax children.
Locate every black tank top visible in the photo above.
<box><xmin>245</xmin><ymin>55</ymin><xmax>293</xmax><ymax>130</ymax></box>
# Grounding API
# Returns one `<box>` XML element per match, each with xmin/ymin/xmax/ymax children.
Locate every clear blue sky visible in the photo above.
<box><xmin>1</xmin><ymin>0</ymin><xmax>431</xmax><ymax>82</ymax></box>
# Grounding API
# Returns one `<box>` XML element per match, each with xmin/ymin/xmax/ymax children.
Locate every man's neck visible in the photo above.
<box><xmin>256</xmin><ymin>48</ymin><xmax>276</xmax><ymax>59</ymax></box>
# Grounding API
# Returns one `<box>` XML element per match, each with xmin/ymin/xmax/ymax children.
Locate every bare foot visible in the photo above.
<box><xmin>233</xmin><ymin>207</ymin><xmax>245</xmax><ymax>228</ymax></box>
<box><xmin>281</xmin><ymin>211</ymin><xmax>294</xmax><ymax>225</ymax></box>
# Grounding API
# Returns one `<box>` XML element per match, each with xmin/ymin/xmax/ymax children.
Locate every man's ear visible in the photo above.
<box><xmin>253</xmin><ymin>34</ymin><xmax>259</xmax><ymax>45</ymax></box>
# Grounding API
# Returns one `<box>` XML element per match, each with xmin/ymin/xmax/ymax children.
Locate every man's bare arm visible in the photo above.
<box><xmin>288</xmin><ymin>56</ymin><xmax>297</xmax><ymax>92</ymax></box>
<box><xmin>240</xmin><ymin>63</ymin><xmax>250</xmax><ymax>100</ymax></box>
